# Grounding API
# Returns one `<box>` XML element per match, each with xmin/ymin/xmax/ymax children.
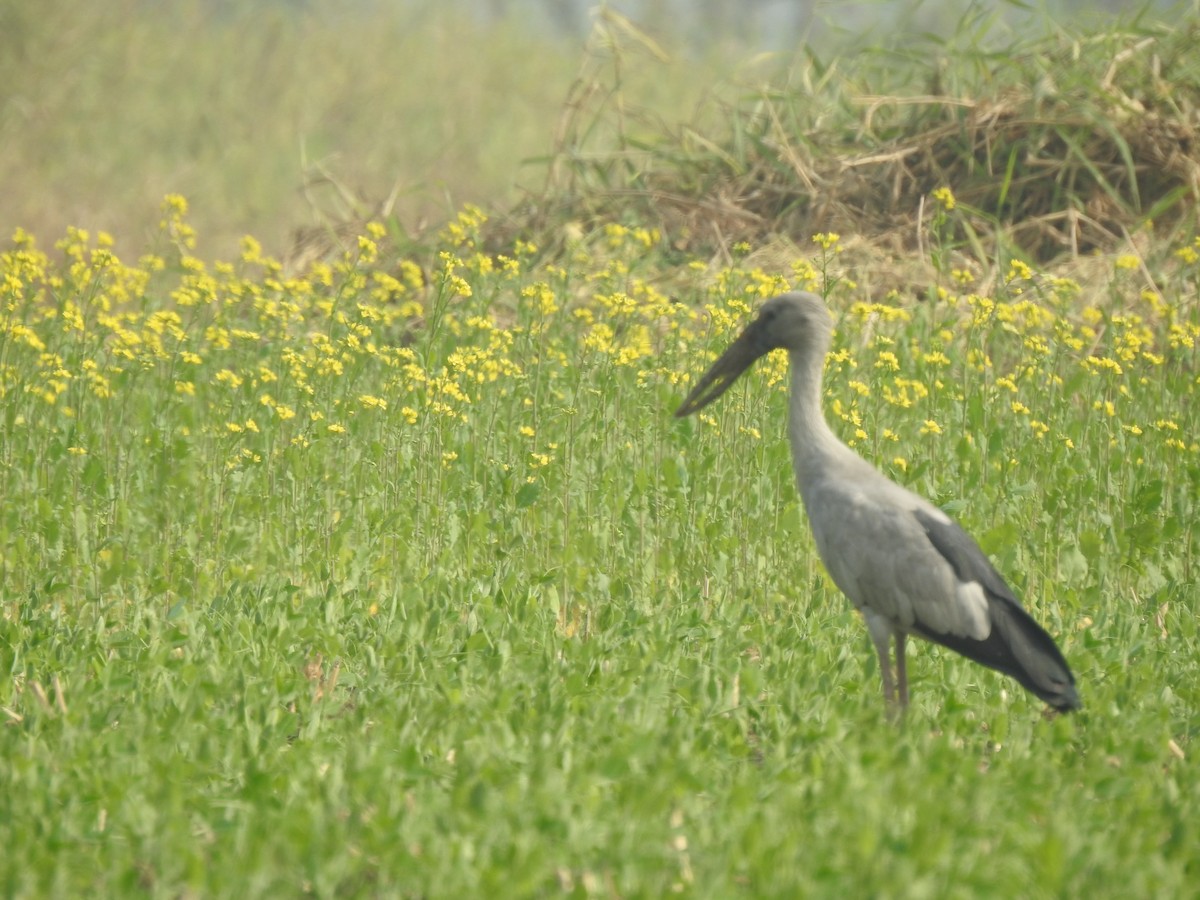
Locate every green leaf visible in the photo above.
<box><xmin>1059</xmin><ymin>544</ymin><xmax>1088</xmax><ymax>584</ymax></box>
<box><xmin>515</xmin><ymin>481</ymin><xmax>541</xmax><ymax>508</ymax></box>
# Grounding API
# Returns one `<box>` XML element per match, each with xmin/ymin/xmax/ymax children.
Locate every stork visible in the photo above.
<box><xmin>676</xmin><ymin>292</ymin><xmax>1080</xmax><ymax>712</ymax></box>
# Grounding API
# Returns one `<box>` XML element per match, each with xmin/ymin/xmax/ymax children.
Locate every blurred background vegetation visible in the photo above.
<box><xmin>0</xmin><ymin>0</ymin><xmax>1194</xmax><ymax>263</ymax></box>
<box><xmin>0</xmin><ymin>0</ymin><xmax>711</xmax><ymax>259</ymax></box>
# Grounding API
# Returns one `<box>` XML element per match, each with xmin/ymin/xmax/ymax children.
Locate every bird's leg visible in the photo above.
<box><xmin>867</xmin><ymin>624</ymin><xmax>895</xmax><ymax>707</ymax></box>
<box><xmin>895</xmin><ymin>633</ymin><xmax>909</xmax><ymax>709</ymax></box>
<box><xmin>879</xmin><ymin>666</ymin><xmax>895</xmax><ymax>706</ymax></box>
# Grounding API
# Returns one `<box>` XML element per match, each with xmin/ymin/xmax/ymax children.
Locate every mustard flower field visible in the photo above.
<box><xmin>2</xmin><ymin>194</ymin><xmax>1198</xmax><ymax>896</ymax></box>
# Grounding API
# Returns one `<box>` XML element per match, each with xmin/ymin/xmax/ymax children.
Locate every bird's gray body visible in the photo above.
<box><xmin>676</xmin><ymin>291</ymin><xmax>1080</xmax><ymax>711</ymax></box>
<box><xmin>798</xmin><ymin>449</ymin><xmax>992</xmax><ymax>648</ymax></box>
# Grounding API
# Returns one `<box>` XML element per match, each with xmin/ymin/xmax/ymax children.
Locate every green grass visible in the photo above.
<box><xmin>1</xmin><ymin>197</ymin><xmax>1197</xmax><ymax>896</ymax></box>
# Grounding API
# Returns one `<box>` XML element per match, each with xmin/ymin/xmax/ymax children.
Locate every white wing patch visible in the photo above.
<box><xmin>953</xmin><ymin>580</ymin><xmax>992</xmax><ymax>640</ymax></box>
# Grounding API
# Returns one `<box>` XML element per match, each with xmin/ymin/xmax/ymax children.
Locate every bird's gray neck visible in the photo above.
<box><xmin>786</xmin><ymin>345</ymin><xmax>846</xmax><ymax>492</ymax></box>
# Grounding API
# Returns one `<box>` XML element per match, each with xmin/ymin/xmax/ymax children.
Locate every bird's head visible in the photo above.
<box><xmin>675</xmin><ymin>291</ymin><xmax>832</xmax><ymax>417</ymax></box>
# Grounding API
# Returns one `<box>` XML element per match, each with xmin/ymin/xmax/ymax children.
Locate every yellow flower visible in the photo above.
<box><xmin>1083</xmin><ymin>356</ymin><xmax>1124</xmax><ymax>376</ymax></box>
<box><xmin>932</xmin><ymin>187</ymin><xmax>956</xmax><ymax>210</ymax></box>
<box><xmin>161</xmin><ymin>194</ymin><xmax>188</xmax><ymax>217</ymax></box>
<box><xmin>1006</xmin><ymin>260</ymin><xmax>1033</xmax><ymax>282</ymax></box>
<box><xmin>259</xmin><ymin>394</ymin><xmax>295</xmax><ymax>420</ymax></box>
<box><xmin>812</xmin><ymin>232</ymin><xmax>840</xmax><ymax>250</ymax></box>
<box><xmin>447</xmin><ymin>274</ymin><xmax>472</xmax><ymax>297</ymax></box>
<box><xmin>521</xmin><ymin>283</ymin><xmax>559</xmax><ymax>316</ymax></box>
<box><xmin>439</xmin><ymin>205</ymin><xmax>488</xmax><ymax>247</ymax></box>
<box><xmin>241</xmin><ymin>235</ymin><xmax>263</xmax><ymax>264</ymax></box>
<box><xmin>919</xmin><ymin>419</ymin><xmax>943</xmax><ymax>436</ymax></box>
<box><xmin>790</xmin><ymin>258</ymin><xmax>819</xmax><ymax>288</ymax></box>
<box><xmin>995</xmin><ymin>376</ymin><xmax>1018</xmax><ymax>393</ymax></box>
<box><xmin>357</xmin><ymin>236</ymin><xmax>378</xmax><ymax>265</ymax></box>
<box><xmin>633</xmin><ymin>227</ymin><xmax>659</xmax><ymax>249</ymax></box>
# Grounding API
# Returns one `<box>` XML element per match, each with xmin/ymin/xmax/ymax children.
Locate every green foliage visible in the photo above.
<box><xmin>1</xmin><ymin>194</ymin><xmax>1197</xmax><ymax>897</ymax></box>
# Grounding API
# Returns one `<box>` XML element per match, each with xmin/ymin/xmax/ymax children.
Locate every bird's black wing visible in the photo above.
<box><xmin>911</xmin><ymin>509</ymin><xmax>1081</xmax><ymax>710</ymax></box>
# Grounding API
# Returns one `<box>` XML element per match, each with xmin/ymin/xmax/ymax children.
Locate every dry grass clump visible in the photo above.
<box><xmin>504</xmin><ymin>10</ymin><xmax>1200</xmax><ymax>272</ymax></box>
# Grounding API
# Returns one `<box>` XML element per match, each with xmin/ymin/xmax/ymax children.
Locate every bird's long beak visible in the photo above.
<box><xmin>674</xmin><ymin>325</ymin><xmax>768</xmax><ymax>417</ymax></box>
